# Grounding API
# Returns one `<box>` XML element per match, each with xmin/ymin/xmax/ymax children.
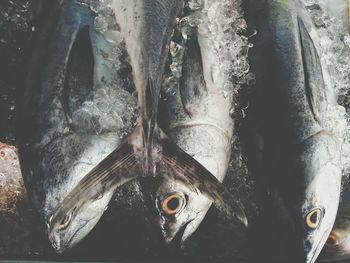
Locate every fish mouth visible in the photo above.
<box><xmin>164</xmin><ymin>219</ymin><xmax>194</xmax><ymax>245</ymax></box>
<box><xmin>306</xmin><ymin>230</ymin><xmax>329</xmax><ymax>263</ymax></box>
<box><xmin>49</xmin><ymin>218</ymin><xmax>90</xmax><ymax>253</ymax></box>
<box><xmin>49</xmin><ymin>234</ymin><xmax>67</xmax><ymax>254</ymax></box>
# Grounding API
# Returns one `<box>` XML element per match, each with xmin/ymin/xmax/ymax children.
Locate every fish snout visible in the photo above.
<box><xmin>159</xmin><ymin>216</ymin><xmax>196</xmax><ymax>245</ymax></box>
<box><xmin>298</xmin><ymin>229</ymin><xmax>331</xmax><ymax>263</ymax></box>
<box><xmin>180</xmin><ymin>216</ymin><xmax>206</xmax><ymax>243</ymax></box>
<box><xmin>48</xmin><ymin>231</ymin><xmax>66</xmax><ymax>254</ymax></box>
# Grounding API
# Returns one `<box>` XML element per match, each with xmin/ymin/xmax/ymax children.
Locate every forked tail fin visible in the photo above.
<box><xmin>49</xmin><ymin>125</ymin><xmax>247</xmax><ymax>234</ymax></box>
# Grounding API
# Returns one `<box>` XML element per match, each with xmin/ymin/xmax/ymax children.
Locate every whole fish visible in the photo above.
<box><xmin>319</xmin><ymin>184</ymin><xmax>350</xmax><ymax>262</ymax></box>
<box><xmin>245</xmin><ymin>0</ymin><xmax>344</xmax><ymax>262</ymax></box>
<box><xmin>48</xmin><ymin>0</ymin><xmax>246</xmax><ymax>249</ymax></box>
<box><xmin>146</xmin><ymin>1</ymin><xmax>248</xmax><ymax>243</ymax></box>
<box><xmin>18</xmin><ymin>0</ymin><xmax>138</xmax><ymax>252</ymax></box>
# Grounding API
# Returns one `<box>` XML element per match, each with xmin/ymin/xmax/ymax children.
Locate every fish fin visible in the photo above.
<box><xmin>49</xmin><ymin>140</ymin><xmax>139</xmax><ymax>229</ymax></box>
<box><xmin>298</xmin><ymin>17</ymin><xmax>327</xmax><ymax>124</ymax></box>
<box><xmin>159</xmin><ymin>133</ymin><xmax>248</xmax><ymax>226</ymax></box>
<box><xmin>62</xmin><ymin>26</ymin><xmax>94</xmax><ymax>124</ymax></box>
<box><xmin>179</xmin><ymin>34</ymin><xmax>208</xmax><ymax>117</ymax></box>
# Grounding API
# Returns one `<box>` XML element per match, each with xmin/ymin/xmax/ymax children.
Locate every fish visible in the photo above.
<box><xmin>145</xmin><ymin>2</ymin><xmax>247</xmax><ymax>243</ymax></box>
<box><xmin>48</xmin><ymin>0</ymin><xmax>247</xmax><ymax>250</ymax></box>
<box><xmin>244</xmin><ymin>0</ymin><xmax>345</xmax><ymax>262</ymax></box>
<box><xmin>319</xmin><ymin>184</ymin><xmax>350</xmax><ymax>262</ymax></box>
<box><xmin>18</xmin><ymin>0</ymin><xmax>138</xmax><ymax>252</ymax></box>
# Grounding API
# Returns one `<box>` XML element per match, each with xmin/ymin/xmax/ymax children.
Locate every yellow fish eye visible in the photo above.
<box><xmin>305</xmin><ymin>208</ymin><xmax>323</xmax><ymax>229</ymax></box>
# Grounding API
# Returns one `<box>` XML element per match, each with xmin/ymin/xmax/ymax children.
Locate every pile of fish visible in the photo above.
<box><xmin>1</xmin><ymin>0</ymin><xmax>349</xmax><ymax>262</ymax></box>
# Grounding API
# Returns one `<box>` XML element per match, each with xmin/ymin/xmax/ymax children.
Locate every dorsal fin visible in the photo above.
<box><xmin>63</xmin><ymin>26</ymin><xmax>94</xmax><ymax>122</ymax></box>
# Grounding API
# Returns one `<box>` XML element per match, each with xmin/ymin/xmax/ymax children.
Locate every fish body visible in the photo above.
<box><xmin>245</xmin><ymin>0</ymin><xmax>344</xmax><ymax>262</ymax></box>
<box><xmin>48</xmin><ymin>0</ymin><xmax>246</xmax><ymax>251</ymax></box>
<box><xmin>18</xmin><ymin>0</ymin><xmax>137</xmax><ymax>252</ymax></box>
<box><xmin>149</xmin><ymin>0</ymin><xmax>246</xmax><ymax>243</ymax></box>
<box><xmin>320</xmin><ymin>184</ymin><xmax>350</xmax><ymax>262</ymax></box>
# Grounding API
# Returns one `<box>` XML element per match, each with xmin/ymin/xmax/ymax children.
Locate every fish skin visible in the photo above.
<box><xmin>49</xmin><ymin>0</ymin><xmax>246</xmax><ymax>251</ymax></box>
<box><xmin>319</xmin><ymin>184</ymin><xmax>350</xmax><ymax>262</ymax></box>
<box><xmin>148</xmin><ymin>16</ymin><xmax>246</xmax><ymax>243</ymax></box>
<box><xmin>245</xmin><ymin>0</ymin><xmax>344</xmax><ymax>262</ymax></box>
<box><xmin>18</xmin><ymin>0</ymin><xmax>137</xmax><ymax>252</ymax></box>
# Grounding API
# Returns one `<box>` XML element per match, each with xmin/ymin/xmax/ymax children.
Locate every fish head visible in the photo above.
<box><xmin>278</xmin><ymin>134</ymin><xmax>342</xmax><ymax>263</ymax></box>
<box><xmin>47</xmin><ymin>190</ymin><xmax>113</xmax><ymax>253</ymax></box>
<box><xmin>152</xmin><ymin>178</ymin><xmax>211</xmax><ymax>244</ymax></box>
<box><xmin>298</xmin><ymin>182</ymin><xmax>337</xmax><ymax>263</ymax></box>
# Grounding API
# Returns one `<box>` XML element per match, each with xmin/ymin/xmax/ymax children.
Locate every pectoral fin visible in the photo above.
<box><xmin>298</xmin><ymin>17</ymin><xmax>327</xmax><ymax>124</ymax></box>
<box><xmin>63</xmin><ymin>26</ymin><xmax>94</xmax><ymax>122</ymax></box>
<box><xmin>179</xmin><ymin>34</ymin><xmax>208</xmax><ymax>117</ymax></box>
<box><xmin>159</xmin><ymin>134</ymin><xmax>248</xmax><ymax>226</ymax></box>
<box><xmin>49</xmin><ymin>140</ymin><xmax>139</xmax><ymax>230</ymax></box>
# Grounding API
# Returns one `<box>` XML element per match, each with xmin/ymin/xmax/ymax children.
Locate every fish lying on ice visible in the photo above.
<box><xmin>48</xmin><ymin>0</ymin><xmax>247</xmax><ymax>250</ymax></box>
<box><xmin>146</xmin><ymin>0</ymin><xmax>248</xmax><ymax>244</ymax></box>
<box><xmin>245</xmin><ymin>0</ymin><xmax>345</xmax><ymax>262</ymax></box>
<box><xmin>18</xmin><ymin>0</ymin><xmax>138</xmax><ymax>252</ymax></box>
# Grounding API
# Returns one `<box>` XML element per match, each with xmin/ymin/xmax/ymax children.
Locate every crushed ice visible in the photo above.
<box><xmin>70</xmin><ymin>0</ymin><xmax>137</xmax><ymax>138</ymax></box>
<box><xmin>301</xmin><ymin>0</ymin><xmax>350</xmax><ymax>177</ymax></box>
<box><xmin>163</xmin><ymin>0</ymin><xmax>252</xmax><ymax>106</ymax></box>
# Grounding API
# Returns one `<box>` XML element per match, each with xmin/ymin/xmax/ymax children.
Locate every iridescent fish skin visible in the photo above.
<box><xmin>18</xmin><ymin>0</ymin><xmax>137</xmax><ymax>252</ymax></box>
<box><xmin>245</xmin><ymin>0</ymin><xmax>345</xmax><ymax>262</ymax></box>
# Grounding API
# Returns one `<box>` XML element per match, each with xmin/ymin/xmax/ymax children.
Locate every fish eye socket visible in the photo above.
<box><xmin>58</xmin><ymin>212</ymin><xmax>72</xmax><ymax>231</ymax></box>
<box><xmin>305</xmin><ymin>208</ymin><xmax>323</xmax><ymax>229</ymax></box>
<box><xmin>325</xmin><ymin>232</ymin><xmax>340</xmax><ymax>247</ymax></box>
<box><xmin>161</xmin><ymin>193</ymin><xmax>186</xmax><ymax>216</ymax></box>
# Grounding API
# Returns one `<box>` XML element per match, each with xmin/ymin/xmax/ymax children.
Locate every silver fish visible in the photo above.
<box><xmin>18</xmin><ymin>0</ymin><xmax>137</xmax><ymax>252</ymax></box>
<box><xmin>147</xmin><ymin>1</ymin><xmax>248</xmax><ymax>243</ymax></box>
<box><xmin>319</xmin><ymin>184</ymin><xmax>350</xmax><ymax>262</ymax></box>
<box><xmin>245</xmin><ymin>0</ymin><xmax>345</xmax><ymax>262</ymax></box>
<box><xmin>48</xmin><ymin>0</ymin><xmax>246</xmax><ymax>251</ymax></box>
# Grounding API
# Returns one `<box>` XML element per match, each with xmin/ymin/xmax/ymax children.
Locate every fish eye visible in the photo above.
<box><xmin>305</xmin><ymin>208</ymin><xmax>323</xmax><ymax>229</ymax></box>
<box><xmin>58</xmin><ymin>212</ymin><xmax>72</xmax><ymax>231</ymax></box>
<box><xmin>325</xmin><ymin>232</ymin><xmax>340</xmax><ymax>247</ymax></box>
<box><xmin>161</xmin><ymin>193</ymin><xmax>186</xmax><ymax>216</ymax></box>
